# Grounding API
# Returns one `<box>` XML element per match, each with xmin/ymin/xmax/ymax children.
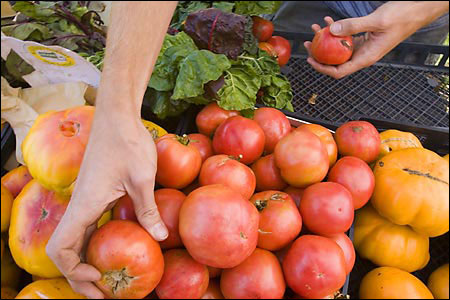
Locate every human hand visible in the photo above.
<box><xmin>304</xmin><ymin>1</ymin><xmax>449</xmax><ymax>79</ymax></box>
<box><xmin>46</xmin><ymin>111</ymin><xmax>168</xmax><ymax>299</ymax></box>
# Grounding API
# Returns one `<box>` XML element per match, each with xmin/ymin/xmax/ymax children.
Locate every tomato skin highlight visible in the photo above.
<box><xmin>311</xmin><ymin>26</ymin><xmax>353</xmax><ymax>65</ymax></box>
<box><xmin>252</xmin><ymin>16</ymin><xmax>274</xmax><ymax>42</ymax></box>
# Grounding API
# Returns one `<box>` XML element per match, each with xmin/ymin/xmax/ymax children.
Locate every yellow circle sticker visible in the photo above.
<box><xmin>27</xmin><ymin>46</ymin><xmax>75</xmax><ymax>67</ymax></box>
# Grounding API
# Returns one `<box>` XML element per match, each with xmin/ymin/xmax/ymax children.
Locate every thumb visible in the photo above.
<box><xmin>330</xmin><ymin>16</ymin><xmax>377</xmax><ymax>36</ymax></box>
<box><xmin>127</xmin><ymin>180</ymin><xmax>168</xmax><ymax>241</ymax></box>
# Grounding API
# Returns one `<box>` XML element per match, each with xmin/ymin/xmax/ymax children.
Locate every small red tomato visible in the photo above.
<box><xmin>213</xmin><ymin>116</ymin><xmax>265</xmax><ymax>165</ymax></box>
<box><xmin>253</xmin><ymin>107</ymin><xmax>292</xmax><ymax>154</ymax></box>
<box><xmin>156</xmin><ymin>249</ymin><xmax>209</xmax><ymax>299</ymax></box>
<box><xmin>259</xmin><ymin>42</ymin><xmax>278</xmax><ymax>58</ymax></box>
<box><xmin>334</xmin><ymin>121</ymin><xmax>381</xmax><ymax>163</ymax></box>
<box><xmin>252</xmin><ymin>16</ymin><xmax>274</xmax><ymax>42</ymax></box>
<box><xmin>251</xmin><ymin>154</ymin><xmax>287</xmax><ymax>192</ymax></box>
<box><xmin>188</xmin><ymin>133</ymin><xmax>214</xmax><ymax>163</ymax></box>
<box><xmin>299</xmin><ymin>182</ymin><xmax>354</xmax><ymax>235</ymax></box>
<box><xmin>328</xmin><ymin>156</ymin><xmax>375</xmax><ymax>209</ymax></box>
<box><xmin>327</xmin><ymin>233</ymin><xmax>356</xmax><ymax>275</ymax></box>
<box><xmin>283</xmin><ymin>186</ymin><xmax>304</xmax><ymax>208</ymax></box>
<box><xmin>196</xmin><ymin>103</ymin><xmax>239</xmax><ymax>137</ymax></box>
<box><xmin>267</xmin><ymin>36</ymin><xmax>292</xmax><ymax>66</ymax></box>
<box><xmin>311</xmin><ymin>26</ymin><xmax>353</xmax><ymax>65</ymax></box>
<box><xmin>112</xmin><ymin>194</ymin><xmax>137</xmax><ymax>222</ymax></box>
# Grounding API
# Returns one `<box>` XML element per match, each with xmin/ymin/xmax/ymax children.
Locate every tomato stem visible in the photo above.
<box><xmin>176</xmin><ymin>134</ymin><xmax>191</xmax><ymax>146</ymax></box>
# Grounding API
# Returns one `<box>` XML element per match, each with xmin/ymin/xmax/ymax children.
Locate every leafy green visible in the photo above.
<box><xmin>1</xmin><ymin>23</ymin><xmax>52</xmax><ymax>41</ymax></box>
<box><xmin>234</xmin><ymin>1</ymin><xmax>282</xmax><ymax>16</ymax></box>
<box><xmin>1</xmin><ymin>50</ymin><xmax>35</xmax><ymax>87</ymax></box>
<box><xmin>170</xmin><ymin>1</ymin><xmax>210</xmax><ymax>30</ymax></box>
<box><xmin>212</xmin><ymin>2</ymin><xmax>236</xmax><ymax>13</ymax></box>
<box><xmin>145</xmin><ymin>89</ymin><xmax>191</xmax><ymax>119</ymax></box>
<box><xmin>79</xmin><ymin>49</ymin><xmax>105</xmax><ymax>70</ymax></box>
<box><xmin>261</xmin><ymin>74</ymin><xmax>294</xmax><ymax>111</ymax></box>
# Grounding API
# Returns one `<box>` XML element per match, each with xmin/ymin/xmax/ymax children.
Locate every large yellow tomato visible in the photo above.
<box><xmin>15</xmin><ymin>279</ymin><xmax>86</xmax><ymax>299</ymax></box>
<box><xmin>9</xmin><ymin>180</ymin><xmax>69</xmax><ymax>278</ymax></box>
<box><xmin>1</xmin><ymin>248</ymin><xmax>22</xmax><ymax>289</ymax></box>
<box><xmin>22</xmin><ymin>106</ymin><xmax>95</xmax><ymax>195</ymax></box>
<box><xmin>1</xmin><ymin>287</ymin><xmax>18</xmax><ymax>299</ymax></box>
<box><xmin>141</xmin><ymin>119</ymin><xmax>168</xmax><ymax>140</ymax></box>
<box><xmin>428</xmin><ymin>263</ymin><xmax>449</xmax><ymax>299</ymax></box>
<box><xmin>1</xmin><ymin>183</ymin><xmax>13</xmax><ymax>232</ymax></box>
<box><xmin>372</xmin><ymin>148</ymin><xmax>449</xmax><ymax>237</ymax></box>
<box><xmin>377</xmin><ymin>129</ymin><xmax>422</xmax><ymax>160</ymax></box>
<box><xmin>360</xmin><ymin>267</ymin><xmax>434</xmax><ymax>299</ymax></box>
<box><xmin>1</xmin><ymin>165</ymin><xmax>33</xmax><ymax>198</ymax></box>
<box><xmin>354</xmin><ymin>205</ymin><xmax>429</xmax><ymax>272</ymax></box>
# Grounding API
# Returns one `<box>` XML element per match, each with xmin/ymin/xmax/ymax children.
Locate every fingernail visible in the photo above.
<box><xmin>330</xmin><ymin>23</ymin><xmax>342</xmax><ymax>34</ymax></box>
<box><xmin>151</xmin><ymin>222</ymin><xmax>168</xmax><ymax>241</ymax></box>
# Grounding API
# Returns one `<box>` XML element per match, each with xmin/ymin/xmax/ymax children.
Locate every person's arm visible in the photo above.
<box><xmin>304</xmin><ymin>1</ymin><xmax>449</xmax><ymax>79</ymax></box>
<box><xmin>46</xmin><ymin>2</ymin><xmax>177</xmax><ymax>298</ymax></box>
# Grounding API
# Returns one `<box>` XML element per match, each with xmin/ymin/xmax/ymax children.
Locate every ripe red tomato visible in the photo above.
<box><xmin>299</xmin><ymin>182</ymin><xmax>354</xmax><ymax>235</ymax></box>
<box><xmin>207</xmin><ymin>266</ymin><xmax>222</xmax><ymax>279</ymax></box>
<box><xmin>179</xmin><ymin>184</ymin><xmax>259</xmax><ymax>268</ymax></box>
<box><xmin>220</xmin><ymin>248</ymin><xmax>285</xmax><ymax>299</ymax></box>
<box><xmin>274</xmin><ymin>130</ymin><xmax>329</xmax><ymax>188</ymax></box>
<box><xmin>213</xmin><ymin>116</ymin><xmax>265</xmax><ymax>165</ymax></box>
<box><xmin>328</xmin><ymin>156</ymin><xmax>375</xmax><ymax>209</ymax></box>
<box><xmin>199</xmin><ymin>155</ymin><xmax>256</xmax><ymax>200</ymax></box>
<box><xmin>156</xmin><ymin>249</ymin><xmax>209</xmax><ymax>299</ymax></box>
<box><xmin>112</xmin><ymin>194</ymin><xmax>137</xmax><ymax>222</ymax></box>
<box><xmin>282</xmin><ymin>235</ymin><xmax>347</xmax><ymax>298</ymax></box>
<box><xmin>296</xmin><ymin>124</ymin><xmax>338</xmax><ymax>167</ymax></box>
<box><xmin>310</xmin><ymin>26</ymin><xmax>353</xmax><ymax>65</ymax></box>
<box><xmin>283</xmin><ymin>186</ymin><xmax>304</xmax><ymax>208</ymax></box>
<box><xmin>201</xmin><ymin>280</ymin><xmax>224</xmax><ymax>299</ymax></box>
<box><xmin>259</xmin><ymin>42</ymin><xmax>278</xmax><ymax>57</ymax></box>
<box><xmin>251</xmin><ymin>154</ymin><xmax>287</xmax><ymax>192</ymax></box>
<box><xmin>334</xmin><ymin>121</ymin><xmax>381</xmax><ymax>163</ymax></box>
<box><xmin>196</xmin><ymin>103</ymin><xmax>239</xmax><ymax>137</ymax></box>
<box><xmin>187</xmin><ymin>133</ymin><xmax>214</xmax><ymax>163</ymax></box>
<box><xmin>267</xmin><ymin>36</ymin><xmax>292</xmax><ymax>66</ymax></box>
<box><xmin>251</xmin><ymin>191</ymin><xmax>302</xmax><ymax>251</ymax></box>
<box><xmin>156</xmin><ymin>134</ymin><xmax>202</xmax><ymax>189</ymax></box>
<box><xmin>155</xmin><ymin>189</ymin><xmax>186</xmax><ymax>250</ymax></box>
<box><xmin>253</xmin><ymin>107</ymin><xmax>292</xmax><ymax>154</ymax></box>
<box><xmin>252</xmin><ymin>16</ymin><xmax>274</xmax><ymax>42</ymax></box>
<box><xmin>328</xmin><ymin>233</ymin><xmax>355</xmax><ymax>275</ymax></box>
<box><xmin>86</xmin><ymin>220</ymin><xmax>164</xmax><ymax>299</ymax></box>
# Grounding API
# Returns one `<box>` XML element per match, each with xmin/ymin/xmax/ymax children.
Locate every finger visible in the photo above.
<box><xmin>324</xmin><ymin>16</ymin><xmax>334</xmax><ymax>26</ymax></box>
<box><xmin>127</xmin><ymin>178</ymin><xmax>168</xmax><ymax>241</ymax></box>
<box><xmin>80</xmin><ymin>223</ymin><xmax>97</xmax><ymax>262</ymax></box>
<box><xmin>311</xmin><ymin>24</ymin><xmax>321</xmax><ymax>33</ymax></box>
<box><xmin>329</xmin><ymin>15</ymin><xmax>377</xmax><ymax>36</ymax></box>
<box><xmin>306</xmin><ymin>57</ymin><xmax>348</xmax><ymax>79</ymax></box>
<box><xmin>69</xmin><ymin>280</ymin><xmax>105</xmax><ymax>299</ymax></box>
<box><xmin>304</xmin><ymin>41</ymin><xmax>312</xmax><ymax>56</ymax></box>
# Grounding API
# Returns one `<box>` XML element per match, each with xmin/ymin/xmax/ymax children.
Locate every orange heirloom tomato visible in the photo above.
<box><xmin>1</xmin><ymin>287</ymin><xmax>18</xmax><ymax>299</ymax></box>
<box><xmin>15</xmin><ymin>279</ymin><xmax>86</xmax><ymax>299</ymax></box>
<box><xmin>372</xmin><ymin>148</ymin><xmax>449</xmax><ymax>237</ymax></box>
<box><xmin>428</xmin><ymin>263</ymin><xmax>449</xmax><ymax>299</ymax></box>
<box><xmin>9</xmin><ymin>180</ymin><xmax>69</xmax><ymax>278</ymax></box>
<box><xmin>1</xmin><ymin>165</ymin><xmax>33</xmax><ymax>198</ymax></box>
<box><xmin>22</xmin><ymin>106</ymin><xmax>95</xmax><ymax>195</ymax></box>
<box><xmin>1</xmin><ymin>248</ymin><xmax>22</xmax><ymax>289</ymax></box>
<box><xmin>1</xmin><ymin>183</ymin><xmax>13</xmax><ymax>232</ymax></box>
<box><xmin>296</xmin><ymin>124</ymin><xmax>338</xmax><ymax>167</ymax></box>
<box><xmin>377</xmin><ymin>129</ymin><xmax>422</xmax><ymax>160</ymax></box>
<box><xmin>360</xmin><ymin>267</ymin><xmax>433</xmax><ymax>299</ymax></box>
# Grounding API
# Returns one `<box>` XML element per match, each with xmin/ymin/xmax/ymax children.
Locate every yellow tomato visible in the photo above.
<box><xmin>15</xmin><ymin>279</ymin><xmax>86</xmax><ymax>299</ymax></box>
<box><xmin>378</xmin><ymin>129</ymin><xmax>422</xmax><ymax>160</ymax></box>
<box><xmin>97</xmin><ymin>210</ymin><xmax>112</xmax><ymax>228</ymax></box>
<box><xmin>1</xmin><ymin>248</ymin><xmax>22</xmax><ymax>289</ymax></box>
<box><xmin>1</xmin><ymin>165</ymin><xmax>33</xmax><ymax>198</ymax></box>
<box><xmin>141</xmin><ymin>119</ymin><xmax>168</xmax><ymax>140</ymax></box>
<box><xmin>1</xmin><ymin>287</ymin><xmax>18</xmax><ymax>299</ymax></box>
<box><xmin>1</xmin><ymin>183</ymin><xmax>13</xmax><ymax>232</ymax></box>
<box><xmin>428</xmin><ymin>263</ymin><xmax>449</xmax><ymax>299</ymax></box>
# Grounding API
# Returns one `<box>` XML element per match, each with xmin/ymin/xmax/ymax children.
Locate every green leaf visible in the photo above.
<box><xmin>243</xmin><ymin>17</ymin><xmax>258</xmax><ymax>55</ymax></box>
<box><xmin>240</xmin><ymin>108</ymin><xmax>255</xmax><ymax>118</ymax></box>
<box><xmin>212</xmin><ymin>2</ymin><xmax>235</xmax><ymax>13</ymax></box>
<box><xmin>1</xmin><ymin>23</ymin><xmax>52</xmax><ymax>41</ymax></box>
<box><xmin>234</xmin><ymin>1</ymin><xmax>282</xmax><ymax>16</ymax></box>
<box><xmin>12</xmin><ymin>1</ymin><xmax>59</xmax><ymax>22</ymax></box>
<box><xmin>170</xmin><ymin>1</ymin><xmax>211</xmax><ymax>30</ymax></box>
<box><xmin>172</xmin><ymin>50</ymin><xmax>231</xmax><ymax>100</ymax></box>
<box><xmin>261</xmin><ymin>74</ymin><xmax>293</xmax><ymax>110</ymax></box>
<box><xmin>145</xmin><ymin>89</ymin><xmax>190</xmax><ymax>119</ymax></box>
<box><xmin>284</xmin><ymin>101</ymin><xmax>294</xmax><ymax>112</ymax></box>
<box><xmin>4</xmin><ymin>50</ymin><xmax>35</xmax><ymax>84</ymax></box>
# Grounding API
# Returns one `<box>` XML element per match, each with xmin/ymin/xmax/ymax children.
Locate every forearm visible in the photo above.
<box><xmin>95</xmin><ymin>1</ymin><xmax>177</xmax><ymax>120</ymax></box>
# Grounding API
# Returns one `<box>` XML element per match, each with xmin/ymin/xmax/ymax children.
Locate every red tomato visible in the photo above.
<box><xmin>220</xmin><ymin>248</ymin><xmax>285</xmax><ymax>299</ymax></box>
<box><xmin>188</xmin><ymin>133</ymin><xmax>214</xmax><ymax>163</ymax></box>
<box><xmin>201</xmin><ymin>280</ymin><xmax>224</xmax><ymax>299</ymax></box>
<box><xmin>283</xmin><ymin>235</ymin><xmax>347</xmax><ymax>298</ymax></box>
<box><xmin>199</xmin><ymin>155</ymin><xmax>256</xmax><ymax>200</ymax></box>
<box><xmin>112</xmin><ymin>194</ymin><xmax>137</xmax><ymax>222</ymax></box>
<box><xmin>1</xmin><ymin>166</ymin><xmax>33</xmax><ymax>198</ymax></box>
<box><xmin>251</xmin><ymin>154</ymin><xmax>287</xmax><ymax>192</ymax></box>
<box><xmin>156</xmin><ymin>134</ymin><xmax>202</xmax><ymax>189</ymax></box>
<box><xmin>327</xmin><ymin>233</ymin><xmax>355</xmax><ymax>275</ymax></box>
<box><xmin>213</xmin><ymin>116</ymin><xmax>265</xmax><ymax>165</ymax></box>
<box><xmin>253</xmin><ymin>107</ymin><xmax>292</xmax><ymax>154</ymax></box>
<box><xmin>86</xmin><ymin>220</ymin><xmax>164</xmax><ymax>299</ymax></box>
<box><xmin>274</xmin><ymin>130</ymin><xmax>329</xmax><ymax>188</ymax></box>
<box><xmin>267</xmin><ymin>36</ymin><xmax>292</xmax><ymax>66</ymax></box>
<box><xmin>328</xmin><ymin>156</ymin><xmax>375</xmax><ymax>209</ymax></box>
<box><xmin>252</xmin><ymin>16</ymin><xmax>274</xmax><ymax>42</ymax></box>
<box><xmin>251</xmin><ymin>191</ymin><xmax>302</xmax><ymax>251</ymax></box>
<box><xmin>207</xmin><ymin>266</ymin><xmax>222</xmax><ymax>279</ymax></box>
<box><xmin>296</xmin><ymin>124</ymin><xmax>338</xmax><ymax>167</ymax></box>
<box><xmin>156</xmin><ymin>249</ymin><xmax>209</xmax><ymax>299</ymax></box>
<box><xmin>310</xmin><ymin>26</ymin><xmax>353</xmax><ymax>65</ymax></box>
<box><xmin>284</xmin><ymin>186</ymin><xmax>304</xmax><ymax>208</ymax></box>
<box><xmin>334</xmin><ymin>121</ymin><xmax>381</xmax><ymax>163</ymax></box>
<box><xmin>155</xmin><ymin>189</ymin><xmax>186</xmax><ymax>250</ymax></box>
<box><xmin>299</xmin><ymin>182</ymin><xmax>354</xmax><ymax>235</ymax></box>
<box><xmin>179</xmin><ymin>184</ymin><xmax>259</xmax><ymax>268</ymax></box>
<box><xmin>259</xmin><ymin>42</ymin><xmax>278</xmax><ymax>57</ymax></box>
<box><xmin>196</xmin><ymin>103</ymin><xmax>239</xmax><ymax>137</ymax></box>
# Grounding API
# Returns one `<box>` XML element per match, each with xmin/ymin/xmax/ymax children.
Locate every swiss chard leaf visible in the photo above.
<box><xmin>145</xmin><ymin>88</ymin><xmax>190</xmax><ymax>120</ymax></box>
<box><xmin>234</xmin><ymin>1</ymin><xmax>282</xmax><ymax>16</ymax></box>
<box><xmin>12</xmin><ymin>1</ymin><xmax>59</xmax><ymax>22</ymax></box>
<box><xmin>1</xmin><ymin>23</ymin><xmax>52</xmax><ymax>41</ymax></box>
<box><xmin>261</xmin><ymin>74</ymin><xmax>294</xmax><ymax>111</ymax></box>
<box><xmin>4</xmin><ymin>50</ymin><xmax>35</xmax><ymax>85</ymax></box>
<box><xmin>212</xmin><ymin>2</ymin><xmax>235</xmax><ymax>13</ymax></box>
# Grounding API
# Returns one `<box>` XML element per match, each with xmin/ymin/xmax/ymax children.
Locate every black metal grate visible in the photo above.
<box><xmin>284</xmin><ymin>58</ymin><xmax>449</xmax><ymax>128</ymax></box>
